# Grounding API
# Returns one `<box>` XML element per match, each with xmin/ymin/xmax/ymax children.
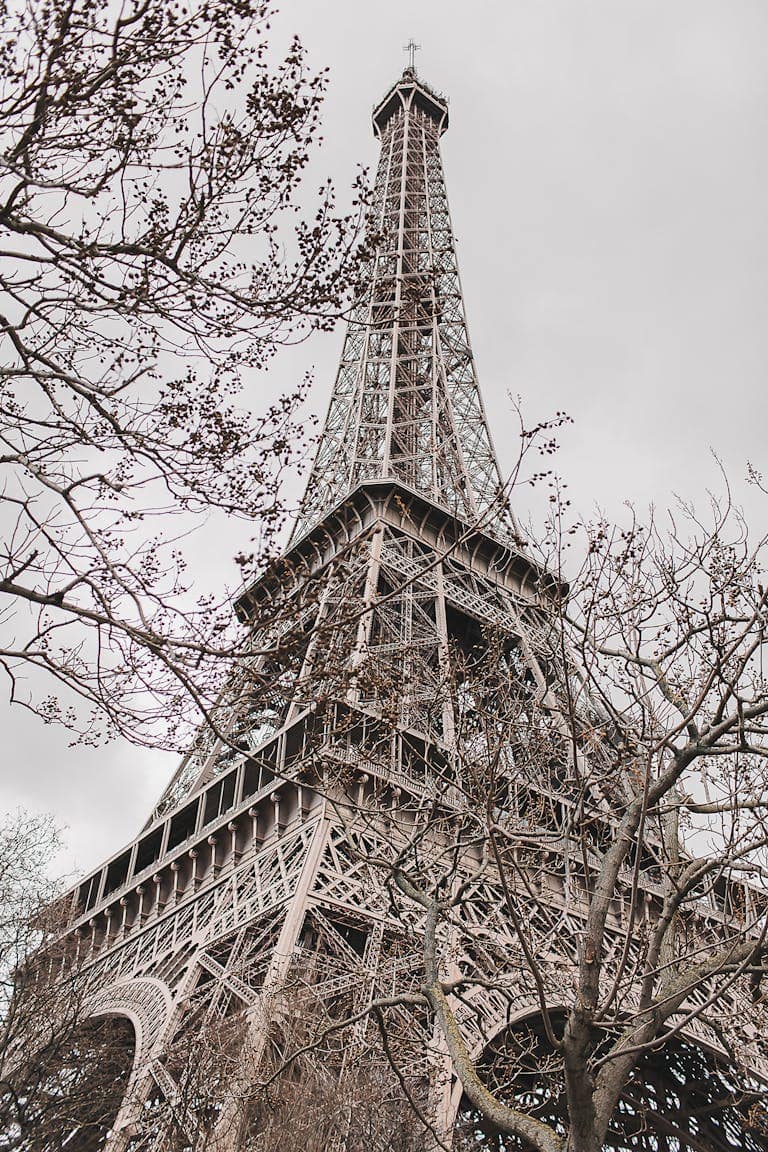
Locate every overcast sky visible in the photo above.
<box><xmin>3</xmin><ymin>0</ymin><xmax>768</xmax><ymax>880</ymax></box>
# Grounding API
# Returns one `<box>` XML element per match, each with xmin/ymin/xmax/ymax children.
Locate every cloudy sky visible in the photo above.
<box><xmin>3</xmin><ymin>0</ymin><xmax>768</xmax><ymax>879</ymax></box>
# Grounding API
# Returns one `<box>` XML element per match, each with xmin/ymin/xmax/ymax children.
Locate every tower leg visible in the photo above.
<box><xmin>211</xmin><ymin>818</ymin><xmax>331</xmax><ymax>1150</ymax></box>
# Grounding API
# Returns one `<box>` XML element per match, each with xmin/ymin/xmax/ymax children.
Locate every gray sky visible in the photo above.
<box><xmin>3</xmin><ymin>0</ymin><xmax>768</xmax><ymax>879</ymax></box>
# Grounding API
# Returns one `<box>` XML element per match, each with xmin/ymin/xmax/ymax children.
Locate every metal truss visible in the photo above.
<box><xmin>52</xmin><ymin>745</ymin><xmax>767</xmax><ymax>1149</ymax></box>
<box><xmin>146</xmin><ymin>487</ymin><xmax>554</xmax><ymax>823</ymax></box>
<box><xmin>292</xmin><ymin>70</ymin><xmax>508</xmax><ymax>544</ymax></box>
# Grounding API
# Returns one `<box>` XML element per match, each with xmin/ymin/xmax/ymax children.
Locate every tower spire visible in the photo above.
<box><xmin>403</xmin><ymin>38</ymin><xmax>420</xmax><ymax>72</ymax></box>
<box><xmin>291</xmin><ymin>69</ymin><xmax>506</xmax><ymax>543</ymax></box>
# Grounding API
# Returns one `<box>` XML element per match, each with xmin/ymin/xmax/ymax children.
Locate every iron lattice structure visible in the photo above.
<box><xmin>290</xmin><ymin>70</ymin><xmax>508</xmax><ymax>543</ymax></box>
<box><xmin>22</xmin><ymin>69</ymin><xmax>768</xmax><ymax>1152</ymax></box>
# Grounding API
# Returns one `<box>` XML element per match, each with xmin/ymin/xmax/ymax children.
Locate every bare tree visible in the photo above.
<box><xmin>0</xmin><ymin>813</ymin><xmax>63</xmax><ymax>1051</ymax></box>
<box><xmin>0</xmin><ymin>811</ymin><xmax>124</xmax><ymax>1150</ymax></box>
<box><xmin>224</xmin><ymin>472</ymin><xmax>768</xmax><ymax>1151</ymax></box>
<box><xmin>0</xmin><ymin>0</ymin><xmax>367</xmax><ymax>747</ymax></box>
<box><xmin>8</xmin><ymin>442</ymin><xmax>768</xmax><ymax>1150</ymax></box>
<box><xmin>345</xmin><ymin>487</ymin><xmax>768</xmax><ymax>1152</ymax></box>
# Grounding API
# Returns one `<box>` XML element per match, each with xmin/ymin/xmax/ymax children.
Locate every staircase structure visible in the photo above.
<box><xmin>29</xmin><ymin>67</ymin><xmax>768</xmax><ymax>1152</ymax></box>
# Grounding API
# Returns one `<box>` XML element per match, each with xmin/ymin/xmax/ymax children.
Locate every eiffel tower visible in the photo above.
<box><xmin>23</xmin><ymin>65</ymin><xmax>768</xmax><ymax>1152</ymax></box>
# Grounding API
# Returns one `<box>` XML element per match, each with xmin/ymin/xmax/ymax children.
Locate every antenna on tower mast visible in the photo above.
<box><xmin>403</xmin><ymin>38</ymin><xmax>421</xmax><ymax>72</ymax></box>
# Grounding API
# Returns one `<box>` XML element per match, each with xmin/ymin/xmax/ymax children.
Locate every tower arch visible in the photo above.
<box><xmin>454</xmin><ymin>1010</ymin><xmax>768</xmax><ymax>1151</ymax></box>
<box><xmin>86</xmin><ymin>974</ymin><xmax>173</xmax><ymax>1071</ymax></box>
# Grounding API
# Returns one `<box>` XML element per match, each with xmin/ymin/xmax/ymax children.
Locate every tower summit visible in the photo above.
<box><xmin>291</xmin><ymin>64</ymin><xmax>508</xmax><ymax>543</ymax></box>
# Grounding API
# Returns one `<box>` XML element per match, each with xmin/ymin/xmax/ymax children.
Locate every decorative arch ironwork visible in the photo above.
<box><xmin>455</xmin><ymin>1013</ymin><xmax>768</xmax><ymax>1151</ymax></box>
